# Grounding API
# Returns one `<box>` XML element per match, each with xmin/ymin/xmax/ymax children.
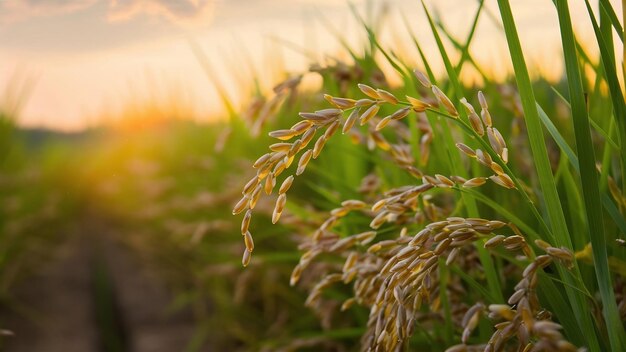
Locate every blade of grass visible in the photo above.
<box><xmin>556</xmin><ymin>2</ymin><xmax>626</xmax><ymax>349</ymax></box>
<box><xmin>496</xmin><ymin>1</ymin><xmax>601</xmax><ymax>349</ymax></box>
<box><xmin>599</xmin><ymin>0</ymin><xmax>624</xmax><ymax>42</ymax></box>
<box><xmin>537</xmin><ymin>103</ymin><xmax>626</xmax><ymax>236</ymax></box>
<box><xmin>584</xmin><ymin>0</ymin><xmax>626</xmax><ymax>194</ymax></box>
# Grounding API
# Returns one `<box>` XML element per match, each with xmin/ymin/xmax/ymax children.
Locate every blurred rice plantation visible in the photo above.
<box><xmin>1</xmin><ymin>1</ymin><xmax>625</xmax><ymax>351</ymax></box>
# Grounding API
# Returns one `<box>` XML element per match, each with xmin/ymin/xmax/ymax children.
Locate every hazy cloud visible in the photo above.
<box><xmin>0</xmin><ymin>0</ymin><xmax>215</xmax><ymax>26</ymax></box>
<box><xmin>0</xmin><ymin>0</ymin><xmax>98</xmax><ymax>23</ymax></box>
<box><xmin>108</xmin><ymin>0</ymin><xmax>215</xmax><ymax>26</ymax></box>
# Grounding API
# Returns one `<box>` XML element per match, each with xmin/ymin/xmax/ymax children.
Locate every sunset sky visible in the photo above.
<box><xmin>0</xmin><ymin>0</ymin><xmax>618</xmax><ymax>131</ymax></box>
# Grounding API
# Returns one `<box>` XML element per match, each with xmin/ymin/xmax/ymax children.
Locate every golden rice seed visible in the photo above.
<box><xmin>435</xmin><ymin>174</ymin><xmax>455</xmax><ymax>187</ymax></box>
<box><xmin>484</xmin><ymin>235</ymin><xmax>505</xmax><ymax>248</ymax></box>
<box><xmin>324</xmin><ymin>120</ymin><xmax>340</xmax><ymax>139</ymax></box>
<box><xmin>278</xmin><ymin>175</ymin><xmax>294</xmax><ymax>194</ymax></box>
<box><xmin>535</xmin><ymin>254</ymin><xmax>552</xmax><ymax>268</ymax></box>
<box><xmin>342</xmin><ymin>108</ymin><xmax>360</xmax><ymax>134</ymax></box>
<box><xmin>488</xmin><ymin>220</ymin><xmax>507</xmax><ymax>229</ymax></box>
<box><xmin>469</xmin><ymin>112</ymin><xmax>485</xmax><ymax>136</ymax></box>
<box><xmin>522</xmin><ymin>261</ymin><xmax>538</xmax><ymax>278</ymax></box>
<box><xmin>376</xmin><ymin>330</ymin><xmax>388</xmax><ymax>346</ymax></box>
<box><xmin>315</xmin><ymin>108</ymin><xmax>342</xmax><ymax>118</ymax></box>
<box><xmin>268</xmin><ymin>151</ymin><xmax>287</xmax><ymax>163</ymax></box>
<box><xmin>297</xmin><ymin>112</ymin><xmax>327</xmax><ymax>123</ymax></box>
<box><xmin>463</xmin><ymin>177</ymin><xmax>487</xmax><ymax>188</ymax></box>
<box><xmin>320</xmin><ymin>216</ymin><xmax>338</xmax><ymax>231</ymax></box>
<box><xmin>422</xmin><ymin>175</ymin><xmax>439</xmax><ymax>186</ymax></box>
<box><xmin>242</xmin><ymin>176</ymin><xmax>260</xmax><ymax>195</ymax></box>
<box><xmin>272</xmin><ymin>160</ymin><xmax>287</xmax><ymax>177</ymax></box>
<box><xmin>367</xmin><ymin>243</ymin><xmax>382</xmax><ymax>253</ymax></box>
<box><xmin>406</xmin><ymin>166</ymin><xmax>424</xmax><ymax>178</ymax></box>
<box><xmin>490</xmin><ymin>161</ymin><xmax>505</xmax><ymax>175</ymax></box>
<box><xmin>249</xmin><ymin>184</ymin><xmax>263</xmax><ymax>209</ymax></box>
<box><xmin>296</xmin><ymin>149</ymin><xmax>312</xmax><ymax>175</ymax></box>
<box><xmin>498</xmin><ymin>147</ymin><xmax>506</xmax><ymax>163</ymax></box>
<box><xmin>287</xmin><ymin>142</ymin><xmax>301</xmax><ymax>160</ymax></box>
<box><xmin>253</xmin><ymin>153</ymin><xmax>272</xmax><ymax>168</ymax></box>
<box><xmin>406</xmin><ymin>96</ymin><xmax>430</xmax><ymax>112</ymax></box>
<box><xmin>459</xmin><ymin>97</ymin><xmax>476</xmax><ymax>114</ymax></box>
<box><xmin>312</xmin><ymin>135</ymin><xmax>327</xmax><ymax>159</ymax></box>
<box><xmin>503</xmin><ymin>236</ymin><xmax>525</xmax><ymax>248</ymax></box>
<box><xmin>376</xmin><ymin>89</ymin><xmax>399</xmax><ymax>104</ymax></box>
<box><xmin>546</xmin><ymin>247</ymin><xmax>574</xmax><ymax>261</ymax></box>
<box><xmin>487</xmin><ymin>127</ymin><xmax>503</xmax><ymax>154</ymax></box>
<box><xmin>496</xmin><ymin>174</ymin><xmax>516</xmax><ymax>189</ymax></box>
<box><xmin>456</xmin><ymin>143</ymin><xmax>476</xmax><ymax>158</ymax></box>
<box><xmin>372</xmin><ymin>199</ymin><xmax>387</xmax><ymax>212</ymax></box>
<box><xmin>370</xmin><ymin>211</ymin><xmax>388</xmax><ymax>229</ymax></box>
<box><xmin>271</xmin><ymin>207</ymin><xmax>282</xmax><ymax>224</ymax></box>
<box><xmin>242</xmin><ymin>248</ymin><xmax>252</xmax><ymax>267</ymax></box>
<box><xmin>478</xmin><ymin>91</ymin><xmax>488</xmax><ymax>110</ymax></box>
<box><xmin>340</xmin><ymin>297</ymin><xmax>356</xmax><ymax>311</ymax></box>
<box><xmin>371</xmin><ymin>131</ymin><xmax>391</xmax><ymax>151</ymax></box>
<box><xmin>481</xmin><ymin>108</ymin><xmax>492</xmax><ymax>127</ymax></box>
<box><xmin>432</xmin><ymin>85</ymin><xmax>458</xmax><ymax>116</ymax></box>
<box><xmin>358</xmin><ymin>83</ymin><xmax>380</xmax><ymax>99</ymax></box>
<box><xmin>535</xmin><ymin>239</ymin><xmax>551</xmax><ymax>250</ymax></box>
<box><xmin>390</xmin><ymin>107</ymin><xmax>411</xmax><ymax>120</ymax></box>
<box><xmin>274</xmin><ymin>193</ymin><xmax>287</xmax><ymax>214</ymax></box>
<box><xmin>356</xmin><ymin>98</ymin><xmax>376</xmax><ymax>107</ymax></box>
<box><xmin>341</xmin><ymin>199</ymin><xmax>367</xmax><ymax>209</ymax></box>
<box><xmin>450</xmin><ymin>175</ymin><xmax>468</xmax><ymax>184</ymax></box>
<box><xmin>232</xmin><ymin>196</ymin><xmax>249</xmax><ymax>215</ymax></box>
<box><xmin>375</xmin><ymin>116</ymin><xmax>392</xmax><ymax>131</ymax></box>
<box><xmin>489</xmin><ymin>304</ymin><xmax>515</xmax><ymax>320</ymax></box>
<box><xmin>342</xmin><ymin>252</ymin><xmax>358</xmax><ymax>273</ymax></box>
<box><xmin>290</xmin><ymin>264</ymin><xmax>303</xmax><ymax>286</ymax></box>
<box><xmin>342</xmin><ymin>269</ymin><xmax>357</xmax><ymax>284</ymax></box>
<box><xmin>493</xmin><ymin>127</ymin><xmax>506</xmax><ymax>149</ymax></box>
<box><xmin>324</xmin><ymin>94</ymin><xmax>356</xmax><ymax>109</ymax></box>
<box><xmin>284</xmin><ymin>153</ymin><xmax>295</xmax><ymax>168</ymax></box>
<box><xmin>360</xmin><ymin>104</ymin><xmax>380</xmax><ymax>125</ymax></box>
<box><xmin>475</xmin><ymin>149</ymin><xmax>493</xmax><ymax>166</ymax></box>
<box><xmin>356</xmin><ymin>230</ymin><xmax>377</xmax><ymax>244</ymax></box>
<box><xmin>329</xmin><ymin>236</ymin><xmax>357</xmax><ymax>252</ymax></box>
<box><xmin>269</xmin><ymin>142</ymin><xmax>291</xmax><ymax>152</ymax></box>
<box><xmin>423</xmin><ymin>255</ymin><xmax>439</xmax><ymax>271</ymax></box>
<box><xmin>446</xmin><ymin>247</ymin><xmax>460</xmax><ymax>265</ymax></box>
<box><xmin>300</xmin><ymin>127</ymin><xmax>317</xmax><ymax>147</ymax></box>
<box><xmin>264</xmin><ymin>172</ymin><xmax>275</xmax><ymax>195</ymax></box>
<box><xmin>291</xmin><ymin>120</ymin><xmax>313</xmax><ymax>133</ymax></box>
<box><xmin>462</xmin><ymin>303</ymin><xmax>485</xmax><ymax>327</ymax></box>
<box><xmin>269</xmin><ymin>129</ymin><xmax>298</xmax><ymax>140</ymax></box>
<box><xmin>508</xmin><ymin>289</ymin><xmax>525</xmax><ymax>305</ymax></box>
<box><xmin>241</xmin><ymin>210</ymin><xmax>252</xmax><ymax>235</ymax></box>
<box><xmin>243</xmin><ymin>231</ymin><xmax>255</xmax><ymax>252</ymax></box>
<box><xmin>435</xmin><ymin>238</ymin><xmax>452</xmax><ymax>255</ymax></box>
<box><xmin>413</xmin><ymin>69</ymin><xmax>432</xmax><ymax>88</ymax></box>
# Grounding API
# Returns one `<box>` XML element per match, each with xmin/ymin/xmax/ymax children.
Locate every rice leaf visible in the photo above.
<box><xmin>555</xmin><ymin>1</ymin><xmax>626</xmax><ymax>349</ymax></box>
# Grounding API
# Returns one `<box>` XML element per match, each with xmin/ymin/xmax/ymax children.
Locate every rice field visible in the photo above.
<box><xmin>0</xmin><ymin>1</ymin><xmax>625</xmax><ymax>351</ymax></box>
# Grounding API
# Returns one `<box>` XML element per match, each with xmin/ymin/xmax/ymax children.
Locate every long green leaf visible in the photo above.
<box><xmin>496</xmin><ymin>1</ymin><xmax>601</xmax><ymax>350</ymax></box>
<box><xmin>555</xmin><ymin>1</ymin><xmax>626</xmax><ymax>349</ymax></box>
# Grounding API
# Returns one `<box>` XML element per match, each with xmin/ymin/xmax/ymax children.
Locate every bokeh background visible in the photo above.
<box><xmin>0</xmin><ymin>0</ymin><xmax>623</xmax><ymax>351</ymax></box>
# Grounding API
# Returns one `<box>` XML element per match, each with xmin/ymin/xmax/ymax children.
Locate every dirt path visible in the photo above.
<box><xmin>1</xmin><ymin>215</ymin><xmax>201</xmax><ymax>352</ymax></box>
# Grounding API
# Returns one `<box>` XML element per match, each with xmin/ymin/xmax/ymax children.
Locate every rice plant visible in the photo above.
<box><xmin>233</xmin><ymin>1</ymin><xmax>626</xmax><ymax>351</ymax></box>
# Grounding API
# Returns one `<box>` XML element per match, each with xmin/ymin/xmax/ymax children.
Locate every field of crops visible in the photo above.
<box><xmin>0</xmin><ymin>1</ymin><xmax>625</xmax><ymax>351</ymax></box>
